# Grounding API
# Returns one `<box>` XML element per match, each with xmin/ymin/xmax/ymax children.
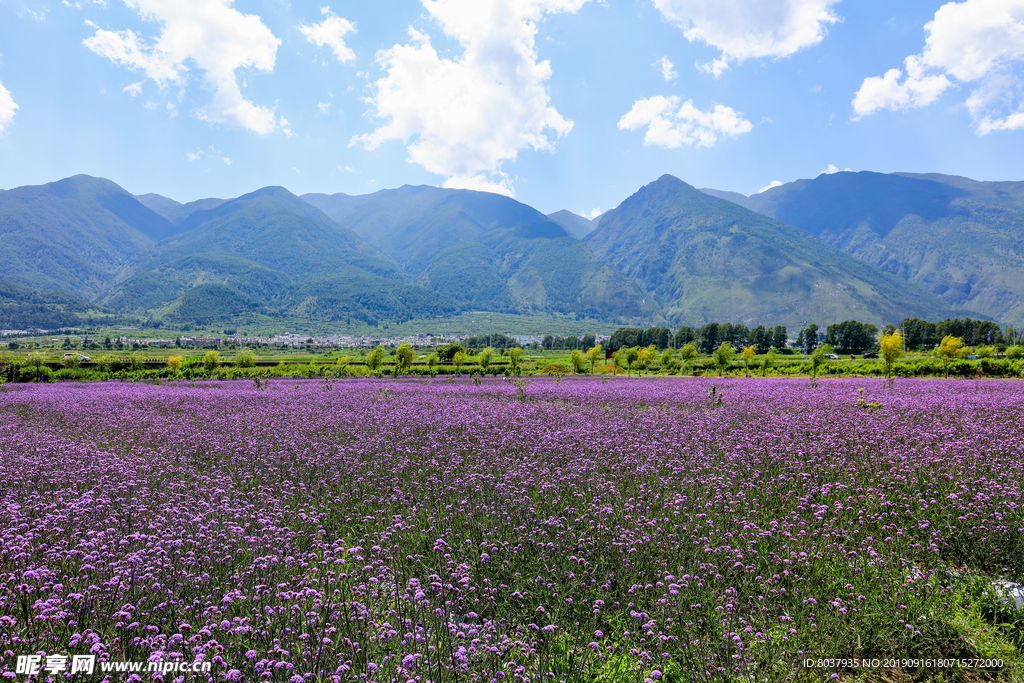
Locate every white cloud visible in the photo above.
<box><xmin>852</xmin><ymin>0</ymin><xmax>1024</xmax><ymax>133</ymax></box>
<box><xmin>318</xmin><ymin>101</ymin><xmax>331</xmax><ymax>114</ymax></box>
<box><xmin>188</xmin><ymin>145</ymin><xmax>232</xmax><ymax>164</ymax></box>
<box><xmin>0</xmin><ymin>79</ymin><xmax>17</xmax><ymax>135</ymax></box>
<box><xmin>652</xmin><ymin>0</ymin><xmax>841</xmax><ymax>75</ymax></box>
<box><xmin>19</xmin><ymin>7</ymin><xmax>48</xmax><ymax>20</ymax></box>
<box><xmin>443</xmin><ymin>173</ymin><xmax>514</xmax><ymax>197</ymax></box>
<box><xmin>299</xmin><ymin>7</ymin><xmax>356</xmax><ymax>64</ymax></box>
<box><xmin>819</xmin><ymin>163</ymin><xmax>852</xmax><ymax>175</ymax></box>
<box><xmin>588</xmin><ymin>208</ymin><xmax>602</xmax><ymax>219</ymax></box>
<box><xmin>758</xmin><ymin>180</ymin><xmax>782</xmax><ymax>193</ymax></box>
<box><xmin>354</xmin><ymin>0</ymin><xmax>587</xmax><ymax>193</ymax></box>
<box><xmin>338</xmin><ymin>164</ymin><xmax>354</xmax><ymax>172</ymax></box>
<box><xmin>83</xmin><ymin>0</ymin><xmax>282</xmax><ymax>135</ymax></box>
<box><xmin>618</xmin><ymin>95</ymin><xmax>753</xmax><ymax>148</ymax></box>
<box><xmin>123</xmin><ymin>81</ymin><xmax>143</xmax><ymax>96</ymax></box>
<box><xmin>656</xmin><ymin>56</ymin><xmax>677</xmax><ymax>81</ymax></box>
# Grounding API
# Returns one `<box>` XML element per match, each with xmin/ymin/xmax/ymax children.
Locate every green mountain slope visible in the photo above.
<box><xmin>587</xmin><ymin>175</ymin><xmax>957</xmax><ymax>327</ymax></box>
<box><xmin>304</xmin><ymin>185</ymin><xmax>652</xmax><ymax>320</ymax></box>
<box><xmin>135</xmin><ymin>186</ymin><xmax>403</xmax><ymax>279</ymax></box>
<box><xmin>105</xmin><ymin>186</ymin><xmax>457</xmax><ymax>325</ymax></box>
<box><xmin>0</xmin><ymin>175</ymin><xmax>174</xmax><ymax>298</ymax></box>
<box><xmin>300</xmin><ymin>191</ymin><xmax>373</xmax><ymax>225</ymax></box>
<box><xmin>729</xmin><ymin>171</ymin><xmax>1024</xmax><ymax>322</ymax></box>
<box><xmin>546</xmin><ymin>210</ymin><xmax>598</xmax><ymax>239</ymax></box>
<box><xmin>136</xmin><ymin>193</ymin><xmax>228</xmax><ymax>226</ymax></box>
<box><xmin>96</xmin><ymin>254</ymin><xmax>295</xmax><ymax>316</ymax></box>
<box><xmin>0</xmin><ymin>279</ymin><xmax>93</xmax><ymax>329</ymax></box>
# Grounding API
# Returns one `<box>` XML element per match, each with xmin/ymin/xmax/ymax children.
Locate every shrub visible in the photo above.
<box><xmin>19</xmin><ymin>366</ymin><xmax>49</xmax><ymax>382</ymax></box>
<box><xmin>204</xmin><ymin>350</ymin><xmax>221</xmax><ymax>372</ymax></box>
<box><xmin>53</xmin><ymin>368</ymin><xmax>90</xmax><ymax>381</ymax></box>
<box><xmin>540</xmin><ymin>363</ymin><xmax>570</xmax><ymax>375</ymax></box>
<box><xmin>167</xmin><ymin>356</ymin><xmax>184</xmax><ymax>371</ymax></box>
<box><xmin>235</xmin><ymin>350</ymin><xmax>257</xmax><ymax>368</ymax></box>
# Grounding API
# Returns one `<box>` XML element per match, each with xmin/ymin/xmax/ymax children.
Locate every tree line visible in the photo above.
<box><xmin>610</xmin><ymin>323</ymin><xmax>788</xmax><ymax>354</ymax></box>
<box><xmin>607</xmin><ymin>317</ymin><xmax>1018</xmax><ymax>356</ymax></box>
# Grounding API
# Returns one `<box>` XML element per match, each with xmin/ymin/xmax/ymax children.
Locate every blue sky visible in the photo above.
<box><xmin>0</xmin><ymin>0</ymin><xmax>1022</xmax><ymax>216</ymax></box>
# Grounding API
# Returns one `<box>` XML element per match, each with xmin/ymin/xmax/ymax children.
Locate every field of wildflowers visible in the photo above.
<box><xmin>1</xmin><ymin>377</ymin><xmax>1022</xmax><ymax>682</ymax></box>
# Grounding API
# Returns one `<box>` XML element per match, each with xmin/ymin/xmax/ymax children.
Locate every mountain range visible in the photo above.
<box><xmin>700</xmin><ymin>171</ymin><xmax>1024</xmax><ymax>323</ymax></box>
<box><xmin>0</xmin><ymin>169</ymin><xmax>1019</xmax><ymax>331</ymax></box>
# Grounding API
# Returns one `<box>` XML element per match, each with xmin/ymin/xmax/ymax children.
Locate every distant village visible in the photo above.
<box><xmin>0</xmin><ymin>327</ymin><xmax>606</xmax><ymax>350</ymax></box>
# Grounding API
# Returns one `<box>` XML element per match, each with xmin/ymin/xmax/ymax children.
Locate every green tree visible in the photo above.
<box><xmin>611</xmin><ymin>350</ymin><xmax>625</xmax><ymax>373</ymax></box>
<box><xmin>741</xmin><ymin>345</ymin><xmax>756</xmax><ymax>377</ymax></box>
<box><xmin>478</xmin><ymin>347</ymin><xmax>494</xmax><ymax>374</ymax></box>
<box><xmin>624</xmin><ymin>347</ymin><xmax>640</xmax><ymax>376</ymax></box>
<box><xmin>452</xmin><ymin>350</ymin><xmax>466</xmax><ymax>374</ymax></box>
<box><xmin>679</xmin><ymin>342</ymin><xmax>698</xmax><ymax>375</ymax></box>
<box><xmin>975</xmin><ymin>345</ymin><xmax>996</xmax><ymax>359</ymax></box>
<box><xmin>366</xmin><ymin>346</ymin><xmax>386</xmax><ymax>373</ymax></box>
<box><xmin>437</xmin><ymin>342</ymin><xmax>465</xmax><ymax>362</ymax></box>
<box><xmin>396</xmin><ymin>342</ymin><xmax>415</xmax><ymax>375</ymax></box>
<box><xmin>570</xmin><ymin>349</ymin><xmax>586</xmax><ymax>374</ymax></box>
<box><xmin>802</xmin><ymin>323</ymin><xmax>819</xmax><ymax>355</ymax></box>
<box><xmin>26</xmin><ymin>351</ymin><xmax>44</xmax><ymax>380</ymax></box>
<box><xmin>809</xmin><ymin>346</ymin><xmax>826</xmax><ymax>382</ymax></box>
<box><xmin>772</xmin><ymin>325</ymin><xmax>788</xmax><ymax>351</ymax></box>
<box><xmin>236</xmin><ymin>349</ymin><xmax>257</xmax><ymax>368</ymax></box>
<box><xmin>426</xmin><ymin>352</ymin><xmax>439</xmax><ymax>372</ymax></box>
<box><xmin>697</xmin><ymin>323</ymin><xmax>720</xmax><ymax>354</ymax></box>
<box><xmin>761</xmin><ymin>348</ymin><xmax>777</xmax><ymax>377</ymax></box>
<box><xmin>125</xmin><ymin>352</ymin><xmax>142</xmax><ymax>372</ymax></box>
<box><xmin>660</xmin><ymin>347</ymin><xmax>675</xmax><ymax>373</ymax></box>
<box><xmin>203</xmin><ymin>350</ymin><xmax>219</xmax><ymax>372</ymax></box>
<box><xmin>62</xmin><ymin>354</ymin><xmax>81</xmax><ymax>370</ymax></box>
<box><xmin>1006</xmin><ymin>345</ymin><xmax>1024</xmax><ymax>360</ymax></box>
<box><xmin>585</xmin><ymin>345</ymin><xmax>602</xmax><ymax>374</ymax></box>
<box><xmin>167</xmin><ymin>355</ymin><xmax>184</xmax><ymax>372</ymax></box>
<box><xmin>508</xmin><ymin>347</ymin><xmax>523</xmax><ymax>374</ymax></box>
<box><xmin>637</xmin><ymin>345</ymin><xmax>656</xmax><ymax>375</ymax></box>
<box><xmin>712</xmin><ymin>342</ymin><xmax>734</xmax><ymax>377</ymax></box>
<box><xmin>879</xmin><ymin>331</ymin><xmax>904</xmax><ymax>379</ymax></box>
<box><xmin>935</xmin><ymin>335</ymin><xmax>965</xmax><ymax>378</ymax></box>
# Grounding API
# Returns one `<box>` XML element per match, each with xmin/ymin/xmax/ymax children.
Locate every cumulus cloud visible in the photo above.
<box><xmin>83</xmin><ymin>0</ymin><xmax>282</xmax><ymax>135</ymax></box>
<box><xmin>652</xmin><ymin>0</ymin><xmax>841</xmax><ymax>75</ymax></box>
<box><xmin>354</xmin><ymin>0</ymin><xmax>588</xmax><ymax>195</ymax></box>
<box><xmin>852</xmin><ymin>0</ymin><xmax>1024</xmax><ymax>133</ymax></box>
<box><xmin>820</xmin><ymin>163</ymin><xmax>852</xmax><ymax>174</ymax></box>
<box><xmin>299</xmin><ymin>6</ymin><xmax>356</xmax><ymax>64</ymax></box>
<box><xmin>618</xmin><ymin>95</ymin><xmax>752</xmax><ymax>148</ymax></box>
<box><xmin>758</xmin><ymin>180</ymin><xmax>783</xmax><ymax>193</ymax></box>
<box><xmin>0</xmin><ymin>79</ymin><xmax>17</xmax><ymax>135</ymax></box>
<box><xmin>443</xmin><ymin>173</ymin><xmax>515</xmax><ymax>197</ymax></box>
<box><xmin>656</xmin><ymin>56</ymin><xmax>677</xmax><ymax>81</ymax></box>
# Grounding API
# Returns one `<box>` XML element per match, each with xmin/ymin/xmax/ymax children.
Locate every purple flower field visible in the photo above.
<box><xmin>1</xmin><ymin>377</ymin><xmax>1022</xmax><ymax>682</ymax></box>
